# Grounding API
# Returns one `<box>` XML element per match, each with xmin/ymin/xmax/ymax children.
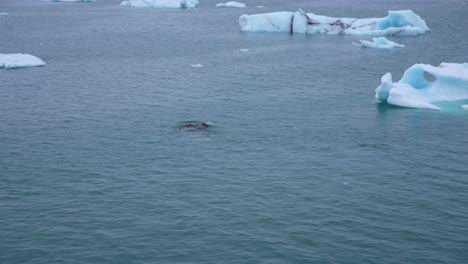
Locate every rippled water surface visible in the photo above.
<box><xmin>1</xmin><ymin>0</ymin><xmax>468</xmax><ymax>263</ymax></box>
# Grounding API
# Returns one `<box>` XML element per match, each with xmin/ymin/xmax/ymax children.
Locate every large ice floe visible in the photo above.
<box><xmin>216</xmin><ymin>1</ymin><xmax>246</xmax><ymax>8</ymax></box>
<box><xmin>239</xmin><ymin>9</ymin><xmax>429</xmax><ymax>36</ymax></box>
<box><xmin>375</xmin><ymin>63</ymin><xmax>468</xmax><ymax>110</ymax></box>
<box><xmin>120</xmin><ymin>0</ymin><xmax>198</xmax><ymax>8</ymax></box>
<box><xmin>353</xmin><ymin>37</ymin><xmax>405</xmax><ymax>49</ymax></box>
<box><xmin>0</xmin><ymin>53</ymin><xmax>46</xmax><ymax>69</ymax></box>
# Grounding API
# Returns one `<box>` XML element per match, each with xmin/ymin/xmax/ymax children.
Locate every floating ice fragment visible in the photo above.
<box><xmin>353</xmin><ymin>37</ymin><xmax>404</xmax><ymax>49</ymax></box>
<box><xmin>216</xmin><ymin>1</ymin><xmax>246</xmax><ymax>8</ymax></box>
<box><xmin>463</xmin><ymin>105</ymin><xmax>468</xmax><ymax>110</ymax></box>
<box><xmin>120</xmin><ymin>0</ymin><xmax>198</xmax><ymax>8</ymax></box>
<box><xmin>241</xmin><ymin>48</ymin><xmax>249</xmax><ymax>52</ymax></box>
<box><xmin>0</xmin><ymin>53</ymin><xmax>46</xmax><ymax>69</ymax></box>
<box><xmin>240</xmin><ymin>9</ymin><xmax>428</xmax><ymax>36</ymax></box>
<box><xmin>240</xmin><ymin>11</ymin><xmax>294</xmax><ymax>33</ymax></box>
<box><xmin>375</xmin><ymin>63</ymin><xmax>468</xmax><ymax>110</ymax></box>
<box><xmin>0</xmin><ymin>13</ymin><xmax>8</xmax><ymax>15</ymax></box>
<box><xmin>191</xmin><ymin>64</ymin><xmax>203</xmax><ymax>68</ymax></box>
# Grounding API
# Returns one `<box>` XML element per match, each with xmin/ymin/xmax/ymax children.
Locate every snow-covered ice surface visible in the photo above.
<box><xmin>375</xmin><ymin>63</ymin><xmax>468</xmax><ymax>110</ymax></box>
<box><xmin>240</xmin><ymin>9</ymin><xmax>428</xmax><ymax>36</ymax></box>
<box><xmin>216</xmin><ymin>1</ymin><xmax>246</xmax><ymax>8</ymax></box>
<box><xmin>0</xmin><ymin>53</ymin><xmax>46</xmax><ymax>69</ymax></box>
<box><xmin>354</xmin><ymin>37</ymin><xmax>405</xmax><ymax>49</ymax></box>
<box><xmin>120</xmin><ymin>0</ymin><xmax>198</xmax><ymax>8</ymax></box>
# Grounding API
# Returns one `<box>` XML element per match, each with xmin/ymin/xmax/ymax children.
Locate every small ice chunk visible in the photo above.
<box><xmin>463</xmin><ymin>105</ymin><xmax>468</xmax><ymax>110</ymax></box>
<box><xmin>375</xmin><ymin>63</ymin><xmax>468</xmax><ymax>110</ymax></box>
<box><xmin>256</xmin><ymin>6</ymin><xmax>264</xmax><ymax>8</ymax></box>
<box><xmin>241</xmin><ymin>48</ymin><xmax>249</xmax><ymax>52</ymax></box>
<box><xmin>120</xmin><ymin>0</ymin><xmax>198</xmax><ymax>8</ymax></box>
<box><xmin>191</xmin><ymin>64</ymin><xmax>203</xmax><ymax>68</ymax></box>
<box><xmin>0</xmin><ymin>53</ymin><xmax>46</xmax><ymax>69</ymax></box>
<box><xmin>216</xmin><ymin>1</ymin><xmax>246</xmax><ymax>8</ymax></box>
<box><xmin>0</xmin><ymin>13</ymin><xmax>8</xmax><ymax>15</ymax></box>
<box><xmin>353</xmin><ymin>37</ymin><xmax>405</xmax><ymax>49</ymax></box>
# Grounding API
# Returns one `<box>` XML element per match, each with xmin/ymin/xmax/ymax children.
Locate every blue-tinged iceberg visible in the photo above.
<box><xmin>216</xmin><ymin>1</ymin><xmax>246</xmax><ymax>8</ymax></box>
<box><xmin>353</xmin><ymin>37</ymin><xmax>405</xmax><ymax>49</ymax></box>
<box><xmin>375</xmin><ymin>63</ymin><xmax>468</xmax><ymax>110</ymax></box>
<box><xmin>239</xmin><ymin>9</ymin><xmax>429</xmax><ymax>36</ymax></box>
<box><xmin>0</xmin><ymin>53</ymin><xmax>46</xmax><ymax>69</ymax></box>
<box><xmin>120</xmin><ymin>0</ymin><xmax>198</xmax><ymax>8</ymax></box>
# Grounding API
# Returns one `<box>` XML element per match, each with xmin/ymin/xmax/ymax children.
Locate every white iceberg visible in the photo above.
<box><xmin>353</xmin><ymin>37</ymin><xmax>405</xmax><ymax>49</ymax></box>
<box><xmin>216</xmin><ymin>1</ymin><xmax>246</xmax><ymax>8</ymax></box>
<box><xmin>375</xmin><ymin>63</ymin><xmax>468</xmax><ymax>110</ymax></box>
<box><xmin>0</xmin><ymin>53</ymin><xmax>46</xmax><ymax>69</ymax></box>
<box><xmin>120</xmin><ymin>0</ymin><xmax>198</xmax><ymax>8</ymax></box>
<box><xmin>239</xmin><ymin>9</ymin><xmax>429</xmax><ymax>36</ymax></box>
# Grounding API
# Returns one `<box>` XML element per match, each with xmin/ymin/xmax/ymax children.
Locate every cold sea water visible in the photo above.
<box><xmin>1</xmin><ymin>0</ymin><xmax>468</xmax><ymax>263</ymax></box>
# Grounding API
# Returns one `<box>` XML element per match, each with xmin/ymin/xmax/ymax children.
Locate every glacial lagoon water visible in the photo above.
<box><xmin>1</xmin><ymin>0</ymin><xmax>468</xmax><ymax>263</ymax></box>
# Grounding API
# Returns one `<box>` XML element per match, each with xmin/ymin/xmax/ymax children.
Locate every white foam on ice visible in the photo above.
<box><xmin>353</xmin><ymin>37</ymin><xmax>405</xmax><ymax>49</ymax></box>
<box><xmin>0</xmin><ymin>53</ymin><xmax>46</xmax><ymax>69</ymax></box>
<box><xmin>375</xmin><ymin>63</ymin><xmax>468</xmax><ymax>110</ymax></box>
<box><xmin>216</xmin><ymin>1</ymin><xmax>246</xmax><ymax>8</ymax></box>
<box><xmin>120</xmin><ymin>0</ymin><xmax>198</xmax><ymax>8</ymax></box>
<box><xmin>240</xmin><ymin>9</ymin><xmax>428</xmax><ymax>36</ymax></box>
